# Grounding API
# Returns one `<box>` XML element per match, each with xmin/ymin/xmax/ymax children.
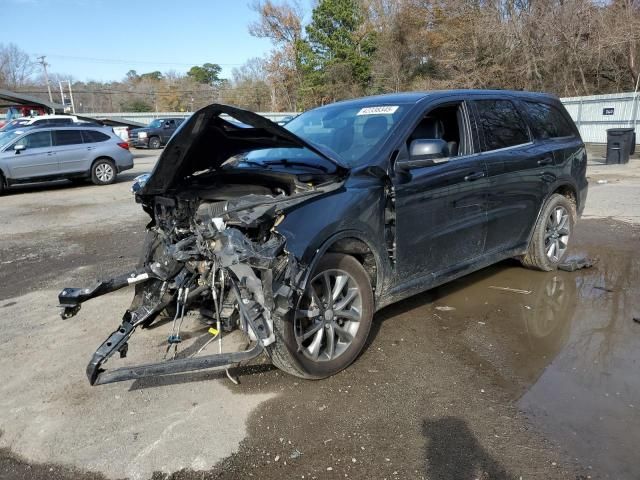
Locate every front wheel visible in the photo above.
<box><xmin>148</xmin><ymin>136</ymin><xmax>161</xmax><ymax>149</ymax></box>
<box><xmin>268</xmin><ymin>253</ymin><xmax>374</xmax><ymax>379</ymax></box>
<box><xmin>521</xmin><ymin>193</ymin><xmax>576</xmax><ymax>271</ymax></box>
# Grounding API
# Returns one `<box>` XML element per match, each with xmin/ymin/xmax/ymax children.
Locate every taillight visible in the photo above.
<box><xmin>117</xmin><ymin>142</ymin><xmax>130</xmax><ymax>150</ymax></box>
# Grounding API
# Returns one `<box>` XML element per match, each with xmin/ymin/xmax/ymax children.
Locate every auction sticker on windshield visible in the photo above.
<box><xmin>357</xmin><ymin>106</ymin><xmax>399</xmax><ymax>115</ymax></box>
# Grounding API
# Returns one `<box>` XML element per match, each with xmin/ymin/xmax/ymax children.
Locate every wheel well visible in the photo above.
<box><xmin>553</xmin><ymin>184</ymin><xmax>577</xmax><ymax>208</ymax></box>
<box><xmin>92</xmin><ymin>156</ymin><xmax>115</xmax><ymax>168</ymax></box>
<box><xmin>326</xmin><ymin>237</ymin><xmax>378</xmax><ymax>292</ymax></box>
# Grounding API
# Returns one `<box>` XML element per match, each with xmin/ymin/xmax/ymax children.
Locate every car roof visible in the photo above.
<box><xmin>324</xmin><ymin>89</ymin><xmax>559</xmax><ymax>108</ymax></box>
<box><xmin>13</xmin><ymin>114</ymin><xmax>78</xmax><ymax>122</ymax></box>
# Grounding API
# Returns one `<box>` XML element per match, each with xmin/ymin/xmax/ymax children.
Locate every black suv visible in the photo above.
<box><xmin>59</xmin><ymin>90</ymin><xmax>588</xmax><ymax>386</ymax></box>
<box><xmin>129</xmin><ymin>117</ymin><xmax>185</xmax><ymax>149</ymax></box>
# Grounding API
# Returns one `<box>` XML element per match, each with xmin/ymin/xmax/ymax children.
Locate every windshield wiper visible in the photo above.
<box><xmin>262</xmin><ymin>159</ymin><xmax>329</xmax><ymax>173</ymax></box>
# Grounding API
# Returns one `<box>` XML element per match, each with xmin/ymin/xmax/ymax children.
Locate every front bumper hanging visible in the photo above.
<box><xmin>58</xmin><ymin>268</ymin><xmax>265</xmax><ymax>386</ymax></box>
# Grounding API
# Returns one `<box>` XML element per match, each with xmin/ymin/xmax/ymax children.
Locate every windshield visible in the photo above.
<box><xmin>284</xmin><ymin>103</ymin><xmax>409</xmax><ymax>167</ymax></box>
<box><xmin>148</xmin><ymin>119</ymin><xmax>163</xmax><ymax>128</ymax></box>
<box><xmin>0</xmin><ymin>119</ymin><xmax>31</xmax><ymax>132</ymax></box>
<box><xmin>0</xmin><ymin>130</ymin><xmax>22</xmax><ymax>149</ymax></box>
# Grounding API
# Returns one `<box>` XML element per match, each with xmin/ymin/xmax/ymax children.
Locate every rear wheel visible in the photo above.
<box><xmin>91</xmin><ymin>158</ymin><xmax>116</xmax><ymax>185</ymax></box>
<box><xmin>268</xmin><ymin>253</ymin><xmax>374</xmax><ymax>379</ymax></box>
<box><xmin>148</xmin><ymin>136</ymin><xmax>161</xmax><ymax>149</ymax></box>
<box><xmin>0</xmin><ymin>172</ymin><xmax>5</xmax><ymax>195</ymax></box>
<box><xmin>521</xmin><ymin>193</ymin><xmax>576</xmax><ymax>271</ymax></box>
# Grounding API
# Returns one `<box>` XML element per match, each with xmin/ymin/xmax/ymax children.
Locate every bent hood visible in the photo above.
<box><xmin>141</xmin><ymin>104</ymin><xmax>346</xmax><ymax>195</ymax></box>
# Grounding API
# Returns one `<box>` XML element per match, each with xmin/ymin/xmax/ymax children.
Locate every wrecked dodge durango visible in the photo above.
<box><xmin>59</xmin><ymin>90</ymin><xmax>588</xmax><ymax>385</ymax></box>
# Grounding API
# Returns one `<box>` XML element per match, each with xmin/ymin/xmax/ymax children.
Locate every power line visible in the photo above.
<box><xmin>31</xmin><ymin>53</ymin><xmax>244</xmax><ymax>68</ymax></box>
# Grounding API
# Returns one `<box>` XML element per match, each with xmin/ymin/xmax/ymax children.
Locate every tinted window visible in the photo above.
<box><xmin>475</xmin><ymin>100</ymin><xmax>530</xmax><ymax>151</ymax></box>
<box><xmin>20</xmin><ymin>131</ymin><xmax>52</xmax><ymax>148</ymax></box>
<box><xmin>48</xmin><ymin>118</ymin><xmax>73</xmax><ymax>125</ymax></box>
<box><xmin>81</xmin><ymin>130</ymin><xmax>110</xmax><ymax>143</ymax></box>
<box><xmin>53</xmin><ymin>130</ymin><xmax>83</xmax><ymax>146</ymax></box>
<box><xmin>524</xmin><ymin>102</ymin><xmax>575</xmax><ymax>139</ymax></box>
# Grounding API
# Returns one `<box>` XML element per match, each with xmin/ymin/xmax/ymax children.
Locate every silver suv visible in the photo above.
<box><xmin>0</xmin><ymin>125</ymin><xmax>134</xmax><ymax>193</ymax></box>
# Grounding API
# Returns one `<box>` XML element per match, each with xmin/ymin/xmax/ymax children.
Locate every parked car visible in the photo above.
<box><xmin>0</xmin><ymin>114</ymin><xmax>87</xmax><ymax>132</ymax></box>
<box><xmin>58</xmin><ymin>91</ymin><xmax>587</xmax><ymax>386</ymax></box>
<box><xmin>129</xmin><ymin>117</ymin><xmax>185</xmax><ymax>149</ymax></box>
<box><xmin>0</xmin><ymin>125</ymin><xmax>133</xmax><ymax>193</ymax></box>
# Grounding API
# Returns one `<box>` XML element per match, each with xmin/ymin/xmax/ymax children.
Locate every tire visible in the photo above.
<box><xmin>268</xmin><ymin>253</ymin><xmax>374</xmax><ymax>379</ymax></box>
<box><xmin>91</xmin><ymin>158</ymin><xmax>116</xmax><ymax>185</ymax></box>
<box><xmin>148</xmin><ymin>136</ymin><xmax>161</xmax><ymax>149</ymax></box>
<box><xmin>521</xmin><ymin>193</ymin><xmax>576</xmax><ymax>271</ymax></box>
<box><xmin>0</xmin><ymin>172</ymin><xmax>5</xmax><ymax>195</ymax></box>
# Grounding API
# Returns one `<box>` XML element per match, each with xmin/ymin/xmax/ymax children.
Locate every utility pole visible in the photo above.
<box><xmin>67</xmin><ymin>80</ymin><xmax>76</xmax><ymax>114</ymax></box>
<box><xmin>58</xmin><ymin>81</ymin><xmax>65</xmax><ymax>107</ymax></box>
<box><xmin>37</xmin><ymin>55</ymin><xmax>53</xmax><ymax>103</ymax></box>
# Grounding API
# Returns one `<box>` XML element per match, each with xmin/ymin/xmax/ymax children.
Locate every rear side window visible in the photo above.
<box><xmin>81</xmin><ymin>130</ymin><xmax>110</xmax><ymax>143</ymax></box>
<box><xmin>48</xmin><ymin>118</ymin><xmax>73</xmax><ymax>125</ymax></box>
<box><xmin>20</xmin><ymin>131</ymin><xmax>52</xmax><ymax>148</ymax></box>
<box><xmin>524</xmin><ymin>102</ymin><xmax>575</xmax><ymax>139</ymax></box>
<box><xmin>53</xmin><ymin>130</ymin><xmax>83</xmax><ymax>146</ymax></box>
<box><xmin>474</xmin><ymin>99</ymin><xmax>530</xmax><ymax>151</ymax></box>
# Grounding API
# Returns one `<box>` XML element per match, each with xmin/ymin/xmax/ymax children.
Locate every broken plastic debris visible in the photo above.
<box><xmin>558</xmin><ymin>257</ymin><xmax>594</xmax><ymax>272</ymax></box>
<box><xmin>435</xmin><ymin>306</ymin><xmax>456</xmax><ymax>311</ymax></box>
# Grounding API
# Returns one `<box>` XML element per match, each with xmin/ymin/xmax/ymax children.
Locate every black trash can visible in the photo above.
<box><xmin>606</xmin><ymin>128</ymin><xmax>636</xmax><ymax>164</ymax></box>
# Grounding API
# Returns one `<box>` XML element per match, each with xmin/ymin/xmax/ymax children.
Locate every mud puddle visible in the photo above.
<box><xmin>419</xmin><ymin>218</ymin><xmax>639</xmax><ymax>479</ymax></box>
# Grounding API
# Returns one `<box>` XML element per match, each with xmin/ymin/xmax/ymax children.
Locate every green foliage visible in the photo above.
<box><xmin>139</xmin><ymin>71</ymin><xmax>163</xmax><ymax>82</ymax></box>
<box><xmin>299</xmin><ymin>0</ymin><xmax>376</xmax><ymax>106</ymax></box>
<box><xmin>120</xmin><ymin>99</ymin><xmax>152</xmax><ymax>112</ymax></box>
<box><xmin>187</xmin><ymin>63</ymin><xmax>223</xmax><ymax>86</ymax></box>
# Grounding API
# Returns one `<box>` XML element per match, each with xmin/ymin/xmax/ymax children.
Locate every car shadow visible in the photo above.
<box><xmin>4</xmin><ymin>171</ymin><xmax>146</xmax><ymax>195</ymax></box>
<box><xmin>422</xmin><ymin>417</ymin><xmax>514</xmax><ymax>479</ymax></box>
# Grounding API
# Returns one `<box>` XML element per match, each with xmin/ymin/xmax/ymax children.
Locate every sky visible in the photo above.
<box><xmin>3</xmin><ymin>0</ymin><xmax>307</xmax><ymax>82</ymax></box>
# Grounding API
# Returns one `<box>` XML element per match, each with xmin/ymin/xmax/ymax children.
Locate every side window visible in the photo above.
<box><xmin>49</xmin><ymin>118</ymin><xmax>73</xmax><ymax>125</ymax></box>
<box><xmin>474</xmin><ymin>99</ymin><xmax>530</xmax><ymax>152</ymax></box>
<box><xmin>81</xmin><ymin>130</ymin><xmax>110</xmax><ymax>143</ymax></box>
<box><xmin>53</xmin><ymin>130</ymin><xmax>83</xmax><ymax>146</ymax></box>
<box><xmin>168</xmin><ymin>119</ymin><xmax>176</xmax><ymax>126</ymax></box>
<box><xmin>524</xmin><ymin>102</ymin><xmax>575</xmax><ymax>139</ymax></box>
<box><xmin>20</xmin><ymin>131</ymin><xmax>52</xmax><ymax>148</ymax></box>
<box><xmin>407</xmin><ymin>102</ymin><xmax>468</xmax><ymax>157</ymax></box>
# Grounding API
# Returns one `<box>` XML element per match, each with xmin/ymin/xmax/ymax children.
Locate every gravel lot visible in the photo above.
<box><xmin>0</xmin><ymin>149</ymin><xmax>638</xmax><ymax>480</ymax></box>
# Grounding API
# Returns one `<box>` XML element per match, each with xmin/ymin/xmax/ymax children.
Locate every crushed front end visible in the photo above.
<box><xmin>57</xmin><ymin>104</ymin><xmax>346</xmax><ymax>385</ymax></box>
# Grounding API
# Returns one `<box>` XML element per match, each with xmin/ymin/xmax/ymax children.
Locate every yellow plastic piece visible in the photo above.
<box><xmin>208</xmin><ymin>327</ymin><xmax>219</xmax><ymax>336</ymax></box>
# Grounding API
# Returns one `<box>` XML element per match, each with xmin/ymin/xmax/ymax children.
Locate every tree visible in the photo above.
<box><xmin>187</xmin><ymin>63</ymin><xmax>223</xmax><ymax>86</ymax></box>
<box><xmin>300</xmin><ymin>0</ymin><xmax>376</xmax><ymax>106</ymax></box>
<box><xmin>249</xmin><ymin>0</ymin><xmax>305</xmax><ymax>110</ymax></box>
<box><xmin>139</xmin><ymin>71</ymin><xmax>163</xmax><ymax>82</ymax></box>
<box><xmin>0</xmin><ymin>43</ymin><xmax>36</xmax><ymax>89</ymax></box>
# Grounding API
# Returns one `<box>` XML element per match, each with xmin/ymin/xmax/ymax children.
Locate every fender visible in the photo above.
<box><xmin>524</xmin><ymin>177</ymin><xmax>583</xmax><ymax>247</ymax></box>
<box><xmin>297</xmin><ymin>229</ymin><xmax>392</xmax><ymax>308</ymax></box>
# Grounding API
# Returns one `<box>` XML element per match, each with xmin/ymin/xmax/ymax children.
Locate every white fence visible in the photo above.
<box><xmin>560</xmin><ymin>92</ymin><xmax>639</xmax><ymax>144</ymax></box>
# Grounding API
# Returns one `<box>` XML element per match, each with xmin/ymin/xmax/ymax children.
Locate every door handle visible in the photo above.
<box><xmin>464</xmin><ymin>171</ymin><xmax>486</xmax><ymax>182</ymax></box>
<box><xmin>46</xmin><ymin>151</ymin><xmax>56</xmax><ymax>156</ymax></box>
<box><xmin>537</xmin><ymin>157</ymin><xmax>553</xmax><ymax>166</ymax></box>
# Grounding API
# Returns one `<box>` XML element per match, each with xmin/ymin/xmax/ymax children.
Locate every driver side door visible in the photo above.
<box><xmin>5</xmin><ymin>131</ymin><xmax>58</xmax><ymax>180</ymax></box>
<box><xmin>393</xmin><ymin>99</ymin><xmax>489</xmax><ymax>283</ymax></box>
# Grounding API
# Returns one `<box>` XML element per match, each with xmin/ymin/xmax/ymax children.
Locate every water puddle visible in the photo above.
<box><xmin>419</xmin><ymin>219</ymin><xmax>639</xmax><ymax>479</ymax></box>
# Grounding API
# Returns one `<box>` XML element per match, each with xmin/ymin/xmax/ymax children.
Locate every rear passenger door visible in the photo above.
<box><xmin>471</xmin><ymin>98</ymin><xmax>543</xmax><ymax>254</ymax></box>
<box><xmin>54</xmin><ymin>129</ymin><xmax>90</xmax><ymax>174</ymax></box>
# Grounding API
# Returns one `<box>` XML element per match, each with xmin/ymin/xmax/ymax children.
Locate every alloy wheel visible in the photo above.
<box><xmin>294</xmin><ymin>269</ymin><xmax>363</xmax><ymax>362</ymax></box>
<box><xmin>544</xmin><ymin>206</ymin><xmax>570</xmax><ymax>262</ymax></box>
<box><xmin>95</xmin><ymin>163</ymin><xmax>114</xmax><ymax>183</ymax></box>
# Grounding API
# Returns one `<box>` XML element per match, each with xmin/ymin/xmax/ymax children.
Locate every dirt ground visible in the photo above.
<box><xmin>0</xmin><ymin>150</ymin><xmax>638</xmax><ymax>480</ymax></box>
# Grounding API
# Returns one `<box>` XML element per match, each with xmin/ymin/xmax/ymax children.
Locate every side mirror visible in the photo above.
<box><xmin>396</xmin><ymin>139</ymin><xmax>449</xmax><ymax>170</ymax></box>
<box><xmin>14</xmin><ymin>144</ymin><xmax>26</xmax><ymax>153</ymax></box>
